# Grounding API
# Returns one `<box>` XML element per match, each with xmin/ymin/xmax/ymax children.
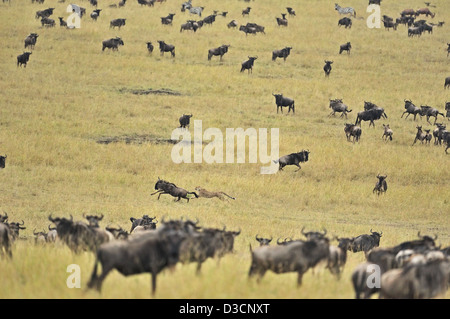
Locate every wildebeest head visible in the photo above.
<box><xmin>0</xmin><ymin>212</ymin><xmax>8</xmax><ymax>223</ymax></box>
<box><xmin>8</xmin><ymin>220</ymin><xmax>26</xmax><ymax>239</ymax></box>
<box><xmin>255</xmin><ymin>234</ymin><xmax>273</xmax><ymax>246</ymax></box>
<box><xmin>301</xmin><ymin>227</ymin><xmax>327</xmax><ymax>241</ymax></box>
<box><xmin>0</xmin><ymin>155</ymin><xmax>6</xmax><ymax>168</ymax></box>
<box><xmin>84</xmin><ymin>213</ymin><xmax>104</xmax><ymax>227</ymax></box>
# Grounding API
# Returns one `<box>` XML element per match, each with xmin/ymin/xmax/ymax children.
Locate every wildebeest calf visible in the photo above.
<box><xmin>373</xmin><ymin>175</ymin><xmax>387</xmax><ymax>195</ymax></box>
<box><xmin>273</xmin><ymin>150</ymin><xmax>310</xmax><ymax>171</ymax></box>
<box><xmin>179</xmin><ymin>114</ymin><xmax>193</xmax><ymax>129</ymax></box>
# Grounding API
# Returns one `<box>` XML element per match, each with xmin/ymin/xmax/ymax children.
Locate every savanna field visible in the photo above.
<box><xmin>0</xmin><ymin>0</ymin><xmax>449</xmax><ymax>300</ymax></box>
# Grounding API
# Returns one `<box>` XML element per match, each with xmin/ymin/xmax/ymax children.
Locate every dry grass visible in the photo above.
<box><xmin>0</xmin><ymin>0</ymin><xmax>449</xmax><ymax>299</ymax></box>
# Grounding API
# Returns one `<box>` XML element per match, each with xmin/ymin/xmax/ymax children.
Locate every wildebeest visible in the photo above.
<box><xmin>329</xmin><ymin>98</ymin><xmax>352</xmax><ymax>118</ymax></box>
<box><xmin>419</xmin><ymin>105</ymin><xmax>444</xmax><ymax>124</ymax></box>
<box><xmin>355</xmin><ymin>103</ymin><xmax>387</xmax><ymax>127</ymax></box>
<box><xmin>227</xmin><ymin>20</ymin><xmax>238</xmax><ymax>29</ymax></box>
<box><xmin>432</xmin><ymin>123</ymin><xmax>446</xmax><ymax>145</ymax></box>
<box><xmin>446</xmin><ymin>102</ymin><xmax>450</xmax><ymax>120</ymax></box>
<box><xmin>415</xmin><ymin>8</ymin><xmax>435</xmax><ymax>18</ymax></box>
<box><xmin>286</xmin><ymin>7</ymin><xmax>296</xmax><ymax>16</ymax></box>
<box><xmin>157</xmin><ymin>40</ymin><xmax>175</xmax><ymax>57</ymax></box>
<box><xmin>87</xmin><ymin>223</ymin><xmax>188</xmax><ymax>295</ymax></box>
<box><xmin>0</xmin><ymin>222</ymin><xmax>13</xmax><ymax>258</ymax></box>
<box><xmin>401</xmin><ymin>9</ymin><xmax>416</xmax><ymax>17</ymax></box>
<box><xmin>327</xmin><ymin>237</ymin><xmax>353</xmax><ymax>279</ymax></box>
<box><xmin>24</xmin><ymin>33</ymin><xmax>39</xmax><ymax>49</ymax></box>
<box><xmin>240</xmin><ymin>56</ymin><xmax>257</xmax><ymax>74</ymax></box>
<box><xmin>242</xmin><ymin>7</ymin><xmax>251</xmax><ymax>17</ymax></box>
<box><xmin>208</xmin><ymin>45</ymin><xmax>230</xmax><ymax>61</ymax></box>
<box><xmin>146</xmin><ymin>42</ymin><xmax>153</xmax><ymax>53</ymax></box>
<box><xmin>48</xmin><ymin>214</ymin><xmax>109</xmax><ymax>253</ymax></box>
<box><xmin>382</xmin><ymin>124</ymin><xmax>393</xmax><ymax>141</ymax></box>
<box><xmin>338</xmin><ymin>17</ymin><xmax>352</xmax><ymax>28</ymax></box>
<box><xmin>161</xmin><ymin>13</ymin><xmax>175</xmax><ymax>25</ymax></box>
<box><xmin>402</xmin><ymin>99</ymin><xmax>421</xmax><ymax>121</ymax></box>
<box><xmin>255</xmin><ymin>235</ymin><xmax>272</xmax><ymax>246</ymax></box>
<box><xmin>272</xmin><ymin>93</ymin><xmax>295</xmax><ymax>114</ymax></box>
<box><xmin>323</xmin><ymin>60</ymin><xmax>333</xmax><ymax>77</ymax></box>
<box><xmin>41</xmin><ymin>17</ymin><xmax>55</xmax><ymax>27</ymax></box>
<box><xmin>408</xmin><ymin>25</ymin><xmax>424</xmax><ymax>37</ymax></box>
<box><xmin>344</xmin><ymin>123</ymin><xmax>362</xmax><ymax>143</ymax></box>
<box><xmin>447</xmin><ymin>45</ymin><xmax>450</xmax><ymax>58</ymax></box>
<box><xmin>17</xmin><ymin>52</ymin><xmax>32</xmax><ymax>68</ymax></box>
<box><xmin>248</xmin><ymin>236</ymin><xmax>330</xmax><ymax>286</ymax></box>
<box><xmin>36</xmin><ymin>8</ymin><xmax>54</xmax><ymax>19</ymax></box>
<box><xmin>181</xmin><ymin>0</ymin><xmax>192</xmax><ymax>12</ymax></box>
<box><xmin>245</xmin><ymin>23</ymin><xmax>265</xmax><ymax>34</ymax></box>
<box><xmin>369</xmin><ymin>0</ymin><xmax>381</xmax><ymax>4</ymax></box>
<box><xmin>339</xmin><ymin>42</ymin><xmax>351</xmax><ymax>54</ymax></box>
<box><xmin>151</xmin><ymin>178</ymin><xmax>198</xmax><ymax>202</ymax></box>
<box><xmin>102</xmin><ymin>37</ymin><xmax>124</xmax><ymax>51</ymax></box>
<box><xmin>0</xmin><ymin>155</ymin><xmax>6</xmax><ymax>168</ymax></box>
<box><xmin>349</xmin><ymin>229</ymin><xmax>382</xmax><ymax>253</ymax></box>
<box><xmin>90</xmin><ymin>9</ymin><xmax>102</xmax><ymax>21</ymax></box>
<box><xmin>272</xmin><ymin>47</ymin><xmax>292</xmax><ymax>62</ymax></box>
<box><xmin>445</xmin><ymin>76</ymin><xmax>450</xmax><ymax>88</ymax></box>
<box><xmin>301</xmin><ymin>227</ymin><xmax>327</xmax><ymax>241</ymax></box>
<box><xmin>383</xmin><ymin>19</ymin><xmax>398</xmax><ymax>30</ymax></box>
<box><xmin>110</xmin><ymin>18</ymin><xmax>126</xmax><ymax>29</ymax></box>
<box><xmin>373</xmin><ymin>175</ymin><xmax>388</xmax><ymax>195</ymax></box>
<box><xmin>180</xmin><ymin>20</ymin><xmax>198</xmax><ymax>32</ymax></box>
<box><xmin>58</xmin><ymin>17</ymin><xmax>67</xmax><ymax>27</ymax></box>
<box><xmin>273</xmin><ymin>150</ymin><xmax>310</xmax><ymax>172</ymax></box>
<box><xmin>129</xmin><ymin>215</ymin><xmax>157</xmax><ymax>233</ymax></box>
<box><xmin>276</xmin><ymin>14</ymin><xmax>288</xmax><ymax>27</ymax></box>
<box><xmin>179</xmin><ymin>114</ymin><xmax>192</xmax><ymax>129</ymax></box>
<box><xmin>202</xmin><ymin>14</ymin><xmax>217</xmax><ymax>26</ymax></box>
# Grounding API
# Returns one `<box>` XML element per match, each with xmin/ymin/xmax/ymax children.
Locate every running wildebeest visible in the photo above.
<box><xmin>157</xmin><ymin>40</ymin><xmax>175</xmax><ymax>57</ymax></box>
<box><xmin>349</xmin><ymin>229</ymin><xmax>382</xmax><ymax>253</ymax></box>
<box><xmin>179</xmin><ymin>114</ymin><xmax>192</xmax><ymax>129</ymax></box>
<box><xmin>373</xmin><ymin>175</ymin><xmax>388</xmax><ymax>195</ymax></box>
<box><xmin>24</xmin><ymin>33</ymin><xmax>38</xmax><ymax>49</ymax></box>
<box><xmin>382</xmin><ymin>124</ymin><xmax>393</xmax><ymax>141</ymax></box>
<box><xmin>161</xmin><ymin>13</ymin><xmax>175</xmax><ymax>25</ymax></box>
<box><xmin>355</xmin><ymin>104</ymin><xmax>387</xmax><ymax>127</ymax></box>
<box><xmin>41</xmin><ymin>17</ymin><xmax>55</xmax><ymax>27</ymax></box>
<box><xmin>419</xmin><ymin>105</ymin><xmax>444</xmax><ymax>124</ymax></box>
<box><xmin>338</xmin><ymin>17</ymin><xmax>352</xmax><ymax>28</ymax></box>
<box><xmin>151</xmin><ymin>178</ymin><xmax>198</xmax><ymax>202</ymax></box>
<box><xmin>329</xmin><ymin>99</ymin><xmax>352</xmax><ymax>118</ymax></box>
<box><xmin>401</xmin><ymin>99</ymin><xmax>421</xmax><ymax>121</ymax></box>
<box><xmin>0</xmin><ymin>155</ymin><xmax>6</xmax><ymax>169</ymax></box>
<box><xmin>208</xmin><ymin>45</ymin><xmax>230</xmax><ymax>61</ymax></box>
<box><xmin>412</xmin><ymin>125</ymin><xmax>428</xmax><ymax>145</ymax></box>
<box><xmin>242</xmin><ymin>7</ymin><xmax>251</xmax><ymax>17</ymax></box>
<box><xmin>276</xmin><ymin>14</ymin><xmax>288</xmax><ymax>27</ymax></box>
<box><xmin>445</xmin><ymin>76</ymin><xmax>450</xmax><ymax>88</ymax></box>
<box><xmin>240</xmin><ymin>56</ymin><xmax>257</xmax><ymax>73</ymax></box>
<box><xmin>273</xmin><ymin>93</ymin><xmax>295</xmax><ymax>114</ymax></box>
<box><xmin>227</xmin><ymin>20</ymin><xmax>238</xmax><ymax>29</ymax></box>
<box><xmin>90</xmin><ymin>9</ymin><xmax>102</xmax><ymax>21</ymax></box>
<box><xmin>323</xmin><ymin>60</ymin><xmax>333</xmax><ymax>77</ymax></box>
<box><xmin>272</xmin><ymin>47</ymin><xmax>292</xmax><ymax>62</ymax></box>
<box><xmin>36</xmin><ymin>8</ymin><xmax>54</xmax><ymax>19</ymax></box>
<box><xmin>17</xmin><ymin>52</ymin><xmax>32</xmax><ymax>68</ymax></box>
<box><xmin>344</xmin><ymin>123</ymin><xmax>361</xmax><ymax>143</ymax></box>
<box><xmin>180</xmin><ymin>20</ymin><xmax>198</xmax><ymax>32</ymax></box>
<box><xmin>146</xmin><ymin>42</ymin><xmax>153</xmax><ymax>54</ymax></box>
<box><xmin>102</xmin><ymin>37</ymin><xmax>124</xmax><ymax>51</ymax></box>
<box><xmin>273</xmin><ymin>150</ymin><xmax>310</xmax><ymax>171</ymax></box>
<box><xmin>408</xmin><ymin>25</ymin><xmax>424</xmax><ymax>37</ymax></box>
<box><xmin>339</xmin><ymin>42</ymin><xmax>352</xmax><ymax>54</ymax></box>
<box><xmin>110</xmin><ymin>18</ymin><xmax>126</xmax><ymax>29</ymax></box>
<box><xmin>286</xmin><ymin>7</ymin><xmax>296</xmax><ymax>16</ymax></box>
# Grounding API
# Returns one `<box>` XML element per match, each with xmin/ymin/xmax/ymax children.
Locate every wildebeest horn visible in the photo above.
<box><xmin>33</xmin><ymin>229</ymin><xmax>39</xmax><ymax>236</ymax></box>
<box><xmin>434</xmin><ymin>234</ymin><xmax>438</xmax><ymax>240</ymax></box>
<box><xmin>48</xmin><ymin>214</ymin><xmax>55</xmax><ymax>222</ymax></box>
<box><xmin>69</xmin><ymin>215</ymin><xmax>73</xmax><ymax>221</ymax></box>
<box><xmin>417</xmin><ymin>231</ymin><xmax>422</xmax><ymax>238</ymax></box>
<box><xmin>255</xmin><ymin>234</ymin><xmax>261</xmax><ymax>240</ymax></box>
<box><xmin>99</xmin><ymin>214</ymin><xmax>104</xmax><ymax>220</ymax></box>
<box><xmin>301</xmin><ymin>226</ymin><xmax>306</xmax><ymax>235</ymax></box>
<box><xmin>321</xmin><ymin>228</ymin><xmax>327</xmax><ymax>235</ymax></box>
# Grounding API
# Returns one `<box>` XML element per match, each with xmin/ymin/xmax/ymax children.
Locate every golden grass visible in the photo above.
<box><xmin>0</xmin><ymin>0</ymin><xmax>449</xmax><ymax>299</ymax></box>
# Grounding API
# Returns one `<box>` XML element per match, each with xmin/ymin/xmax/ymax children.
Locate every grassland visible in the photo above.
<box><xmin>0</xmin><ymin>0</ymin><xmax>449</xmax><ymax>299</ymax></box>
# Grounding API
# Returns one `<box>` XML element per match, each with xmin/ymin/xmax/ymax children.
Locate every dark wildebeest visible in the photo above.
<box><xmin>0</xmin><ymin>155</ymin><xmax>6</xmax><ymax>168</ymax></box>
<box><xmin>240</xmin><ymin>56</ymin><xmax>257</xmax><ymax>73</ymax></box>
<box><xmin>338</xmin><ymin>17</ymin><xmax>352</xmax><ymax>28</ymax></box>
<box><xmin>432</xmin><ymin>123</ymin><xmax>446</xmax><ymax>145</ymax></box>
<box><xmin>146</xmin><ymin>42</ymin><xmax>153</xmax><ymax>54</ymax></box>
<box><xmin>129</xmin><ymin>215</ymin><xmax>157</xmax><ymax>233</ymax></box>
<box><xmin>180</xmin><ymin>20</ymin><xmax>198</xmax><ymax>32</ymax></box>
<box><xmin>328</xmin><ymin>237</ymin><xmax>353</xmax><ymax>279</ymax></box>
<box><xmin>58</xmin><ymin>17</ymin><xmax>67</xmax><ymax>27</ymax></box>
<box><xmin>276</xmin><ymin>14</ymin><xmax>288</xmax><ymax>27</ymax></box>
<box><xmin>87</xmin><ymin>224</ymin><xmax>188</xmax><ymax>295</ymax></box>
<box><xmin>401</xmin><ymin>9</ymin><xmax>416</xmax><ymax>17</ymax></box>
<box><xmin>179</xmin><ymin>114</ymin><xmax>193</xmax><ymax>129</ymax></box>
<box><xmin>329</xmin><ymin>99</ymin><xmax>352</xmax><ymax>118</ymax></box>
<box><xmin>24</xmin><ymin>33</ymin><xmax>39</xmax><ymax>49</ymax></box>
<box><xmin>408</xmin><ymin>25</ymin><xmax>424</xmax><ymax>37</ymax></box>
<box><xmin>151</xmin><ymin>178</ymin><xmax>198</xmax><ymax>202</ymax></box>
<box><xmin>0</xmin><ymin>222</ymin><xmax>13</xmax><ymax>258</ymax></box>
<box><xmin>110</xmin><ymin>18</ymin><xmax>126</xmax><ymax>29</ymax></box>
<box><xmin>355</xmin><ymin>102</ymin><xmax>387</xmax><ymax>127</ymax></box>
<box><xmin>339</xmin><ymin>42</ymin><xmax>351</xmax><ymax>54</ymax></box>
<box><xmin>273</xmin><ymin>150</ymin><xmax>310</xmax><ymax>171</ymax></box>
<box><xmin>272</xmin><ymin>93</ymin><xmax>295</xmax><ymax>114</ymax></box>
<box><xmin>102</xmin><ymin>37</ymin><xmax>124</xmax><ymax>51</ymax></box>
<box><xmin>412</xmin><ymin>125</ymin><xmax>428</xmax><ymax>145</ymax></box>
<box><xmin>242</xmin><ymin>7</ymin><xmax>251</xmax><ymax>17</ymax></box>
<box><xmin>17</xmin><ymin>52</ymin><xmax>32</xmax><ymax>68</ymax></box>
<box><xmin>90</xmin><ymin>9</ymin><xmax>102</xmax><ymax>21</ymax></box>
<box><xmin>41</xmin><ymin>17</ymin><xmax>55</xmax><ymax>27</ymax></box>
<box><xmin>445</xmin><ymin>77</ymin><xmax>450</xmax><ymax>88</ymax></box>
<box><xmin>202</xmin><ymin>14</ymin><xmax>217</xmax><ymax>26</ymax></box>
<box><xmin>344</xmin><ymin>123</ymin><xmax>362</xmax><ymax>143</ymax></box>
<box><xmin>239</xmin><ymin>25</ymin><xmax>257</xmax><ymax>36</ymax></box>
<box><xmin>161</xmin><ymin>13</ymin><xmax>175</xmax><ymax>25</ymax></box>
<box><xmin>419</xmin><ymin>105</ymin><xmax>444</xmax><ymax>124</ymax></box>
<box><xmin>245</xmin><ymin>23</ymin><xmax>265</xmax><ymax>34</ymax></box>
<box><xmin>36</xmin><ymin>8</ymin><xmax>54</xmax><ymax>19</ymax></box>
<box><xmin>447</xmin><ymin>45</ymin><xmax>450</xmax><ymax>58</ymax></box>
<box><xmin>208</xmin><ymin>45</ymin><xmax>230</xmax><ymax>61</ymax></box>
<box><xmin>401</xmin><ymin>99</ymin><xmax>421</xmax><ymax>121</ymax></box>
<box><xmin>443</xmin><ymin>131</ymin><xmax>450</xmax><ymax>153</ymax></box>
<box><xmin>382</xmin><ymin>124</ymin><xmax>393</xmax><ymax>141</ymax></box>
<box><xmin>272</xmin><ymin>47</ymin><xmax>292</xmax><ymax>62</ymax></box>
<box><xmin>157</xmin><ymin>40</ymin><xmax>175</xmax><ymax>57</ymax></box>
<box><xmin>383</xmin><ymin>19</ymin><xmax>398</xmax><ymax>30</ymax></box>
<box><xmin>349</xmin><ymin>229</ymin><xmax>382</xmax><ymax>253</ymax></box>
<box><xmin>255</xmin><ymin>235</ymin><xmax>272</xmax><ymax>246</ymax></box>
<box><xmin>227</xmin><ymin>20</ymin><xmax>238</xmax><ymax>29</ymax></box>
<box><xmin>373</xmin><ymin>174</ymin><xmax>388</xmax><ymax>195</ymax></box>
<box><xmin>248</xmin><ymin>236</ymin><xmax>330</xmax><ymax>286</ymax></box>
<box><xmin>415</xmin><ymin>8</ymin><xmax>435</xmax><ymax>18</ymax></box>
<box><xmin>369</xmin><ymin>0</ymin><xmax>381</xmax><ymax>4</ymax></box>
<box><xmin>323</xmin><ymin>60</ymin><xmax>333</xmax><ymax>77</ymax></box>
<box><xmin>286</xmin><ymin>7</ymin><xmax>296</xmax><ymax>16</ymax></box>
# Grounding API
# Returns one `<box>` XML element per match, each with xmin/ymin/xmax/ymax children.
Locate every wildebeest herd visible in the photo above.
<box><xmin>2</xmin><ymin>0</ymin><xmax>449</xmax><ymax>300</ymax></box>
